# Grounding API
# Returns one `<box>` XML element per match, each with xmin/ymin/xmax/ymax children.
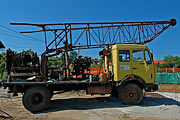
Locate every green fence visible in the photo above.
<box><xmin>156</xmin><ymin>72</ymin><xmax>180</xmax><ymax>84</ymax></box>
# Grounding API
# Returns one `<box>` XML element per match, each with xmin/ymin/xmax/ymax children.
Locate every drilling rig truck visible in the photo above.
<box><xmin>1</xmin><ymin>19</ymin><xmax>176</xmax><ymax>112</ymax></box>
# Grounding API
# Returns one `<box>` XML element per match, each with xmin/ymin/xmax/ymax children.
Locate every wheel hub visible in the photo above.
<box><xmin>31</xmin><ymin>93</ymin><xmax>43</xmax><ymax>105</ymax></box>
<box><xmin>125</xmin><ymin>88</ymin><xmax>138</xmax><ymax>101</ymax></box>
<box><xmin>129</xmin><ymin>93</ymin><xmax>134</xmax><ymax>97</ymax></box>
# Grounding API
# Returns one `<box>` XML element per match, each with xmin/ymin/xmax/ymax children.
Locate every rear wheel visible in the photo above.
<box><xmin>119</xmin><ymin>83</ymin><xmax>143</xmax><ymax>105</ymax></box>
<box><xmin>49</xmin><ymin>90</ymin><xmax>54</xmax><ymax>99</ymax></box>
<box><xmin>22</xmin><ymin>86</ymin><xmax>51</xmax><ymax>112</ymax></box>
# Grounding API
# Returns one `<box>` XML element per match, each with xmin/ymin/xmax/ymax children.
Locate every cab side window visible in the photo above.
<box><xmin>119</xmin><ymin>50</ymin><xmax>130</xmax><ymax>62</ymax></box>
<box><xmin>145</xmin><ymin>50</ymin><xmax>152</xmax><ymax>64</ymax></box>
<box><xmin>132</xmin><ymin>50</ymin><xmax>144</xmax><ymax>61</ymax></box>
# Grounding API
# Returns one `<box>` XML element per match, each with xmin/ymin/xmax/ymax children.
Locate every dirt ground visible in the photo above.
<box><xmin>158</xmin><ymin>84</ymin><xmax>180</xmax><ymax>93</ymax></box>
<box><xmin>0</xmin><ymin>88</ymin><xmax>180</xmax><ymax>120</ymax></box>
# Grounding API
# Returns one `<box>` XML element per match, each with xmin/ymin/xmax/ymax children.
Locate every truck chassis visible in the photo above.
<box><xmin>2</xmin><ymin>78</ymin><xmax>157</xmax><ymax>112</ymax></box>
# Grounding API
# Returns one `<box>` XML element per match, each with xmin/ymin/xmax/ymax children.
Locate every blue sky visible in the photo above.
<box><xmin>0</xmin><ymin>0</ymin><xmax>179</xmax><ymax>60</ymax></box>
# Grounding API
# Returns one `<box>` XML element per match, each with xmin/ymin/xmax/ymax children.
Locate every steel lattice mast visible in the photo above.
<box><xmin>11</xmin><ymin>19</ymin><xmax>176</xmax><ymax>57</ymax></box>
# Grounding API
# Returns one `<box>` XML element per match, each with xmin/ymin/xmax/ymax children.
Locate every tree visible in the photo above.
<box><xmin>23</xmin><ymin>49</ymin><xmax>33</xmax><ymax>55</ymax></box>
<box><xmin>68</xmin><ymin>51</ymin><xmax>77</xmax><ymax>64</ymax></box>
<box><xmin>174</xmin><ymin>56</ymin><xmax>180</xmax><ymax>68</ymax></box>
<box><xmin>164</xmin><ymin>55</ymin><xmax>175</xmax><ymax>67</ymax></box>
<box><xmin>159</xmin><ymin>55</ymin><xmax>180</xmax><ymax>68</ymax></box>
<box><xmin>0</xmin><ymin>51</ymin><xmax>5</xmax><ymax>79</ymax></box>
<box><xmin>48</xmin><ymin>51</ymin><xmax>78</xmax><ymax>68</ymax></box>
<box><xmin>48</xmin><ymin>56</ymin><xmax>63</xmax><ymax>67</ymax></box>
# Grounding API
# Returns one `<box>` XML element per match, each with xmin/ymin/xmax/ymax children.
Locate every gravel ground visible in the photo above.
<box><xmin>0</xmin><ymin>87</ymin><xmax>180</xmax><ymax>120</ymax></box>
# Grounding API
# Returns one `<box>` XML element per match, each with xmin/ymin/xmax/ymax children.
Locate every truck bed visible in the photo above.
<box><xmin>2</xmin><ymin>80</ymin><xmax>112</xmax><ymax>93</ymax></box>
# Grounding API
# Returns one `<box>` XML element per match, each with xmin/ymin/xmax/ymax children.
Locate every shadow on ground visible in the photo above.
<box><xmin>36</xmin><ymin>96</ymin><xmax>180</xmax><ymax>114</ymax></box>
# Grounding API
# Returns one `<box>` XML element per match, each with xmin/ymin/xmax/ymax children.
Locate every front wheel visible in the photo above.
<box><xmin>22</xmin><ymin>86</ymin><xmax>51</xmax><ymax>112</ymax></box>
<box><xmin>119</xmin><ymin>83</ymin><xmax>143</xmax><ymax>105</ymax></box>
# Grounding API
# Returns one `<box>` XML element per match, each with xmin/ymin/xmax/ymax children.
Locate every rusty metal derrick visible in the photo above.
<box><xmin>10</xmin><ymin>19</ymin><xmax>176</xmax><ymax>80</ymax></box>
<box><xmin>10</xmin><ymin>19</ymin><xmax>176</xmax><ymax>57</ymax></box>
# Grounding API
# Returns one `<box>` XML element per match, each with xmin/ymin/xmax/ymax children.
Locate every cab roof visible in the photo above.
<box><xmin>111</xmin><ymin>44</ymin><xmax>147</xmax><ymax>49</ymax></box>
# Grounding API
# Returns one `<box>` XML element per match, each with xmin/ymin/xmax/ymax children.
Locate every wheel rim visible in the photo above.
<box><xmin>125</xmin><ymin>88</ymin><xmax>138</xmax><ymax>102</ymax></box>
<box><xmin>30</xmin><ymin>93</ymin><xmax>43</xmax><ymax>105</ymax></box>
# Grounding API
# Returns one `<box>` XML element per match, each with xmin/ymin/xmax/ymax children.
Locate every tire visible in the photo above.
<box><xmin>22</xmin><ymin>86</ymin><xmax>51</xmax><ymax>112</ymax></box>
<box><xmin>119</xmin><ymin>83</ymin><xmax>143</xmax><ymax>105</ymax></box>
<box><xmin>49</xmin><ymin>90</ymin><xmax>54</xmax><ymax>99</ymax></box>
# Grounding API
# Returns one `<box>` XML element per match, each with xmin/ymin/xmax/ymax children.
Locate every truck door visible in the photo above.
<box><xmin>118</xmin><ymin>50</ymin><xmax>132</xmax><ymax>80</ymax></box>
<box><xmin>132</xmin><ymin>50</ymin><xmax>148</xmax><ymax>81</ymax></box>
<box><xmin>144</xmin><ymin>50</ymin><xmax>154</xmax><ymax>83</ymax></box>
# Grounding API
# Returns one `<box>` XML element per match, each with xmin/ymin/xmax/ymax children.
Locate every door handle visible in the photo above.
<box><xmin>151</xmin><ymin>73</ymin><xmax>152</xmax><ymax>79</ymax></box>
<box><xmin>140</xmin><ymin>63</ymin><xmax>145</xmax><ymax>65</ymax></box>
<box><xmin>132</xmin><ymin>68</ymin><xmax>137</xmax><ymax>69</ymax></box>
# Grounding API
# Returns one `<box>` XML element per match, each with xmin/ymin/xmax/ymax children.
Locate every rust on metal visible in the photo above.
<box><xmin>87</xmin><ymin>85</ymin><xmax>112</xmax><ymax>94</ymax></box>
<box><xmin>125</xmin><ymin>87</ymin><xmax>138</xmax><ymax>102</ymax></box>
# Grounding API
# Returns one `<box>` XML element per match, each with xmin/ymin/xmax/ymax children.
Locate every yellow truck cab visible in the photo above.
<box><xmin>112</xmin><ymin>44</ymin><xmax>156</xmax><ymax>84</ymax></box>
<box><xmin>101</xmin><ymin>44</ymin><xmax>158</xmax><ymax>104</ymax></box>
